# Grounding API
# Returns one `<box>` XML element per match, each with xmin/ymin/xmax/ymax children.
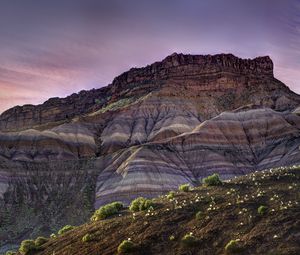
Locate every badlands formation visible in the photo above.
<box><xmin>0</xmin><ymin>53</ymin><xmax>300</xmax><ymax>247</ymax></box>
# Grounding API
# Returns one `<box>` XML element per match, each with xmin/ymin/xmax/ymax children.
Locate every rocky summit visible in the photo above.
<box><xmin>0</xmin><ymin>53</ymin><xmax>300</xmax><ymax>251</ymax></box>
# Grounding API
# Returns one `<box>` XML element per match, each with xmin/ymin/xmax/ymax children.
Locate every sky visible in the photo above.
<box><xmin>0</xmin><ymin>0</ymin><xmax>299</xmax><ymax>113</ymax></box>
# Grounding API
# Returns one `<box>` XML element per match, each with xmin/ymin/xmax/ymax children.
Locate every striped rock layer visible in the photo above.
<box><xmin>0</xmin><ymin>53</ymin><xmax>300</xmax><ymax>246</ymax></box>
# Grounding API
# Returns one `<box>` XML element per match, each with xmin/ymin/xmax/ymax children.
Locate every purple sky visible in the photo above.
<box><xmin>0</xmin><ymin>0</ymin><xmax>299</xmax><ymax>113</ymax></box>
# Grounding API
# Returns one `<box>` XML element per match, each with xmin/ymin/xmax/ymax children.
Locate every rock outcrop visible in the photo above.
<box><xmin>0</xmin><ymin>53</ymin><xmax>300</xmax><ymax>251</ymax></box>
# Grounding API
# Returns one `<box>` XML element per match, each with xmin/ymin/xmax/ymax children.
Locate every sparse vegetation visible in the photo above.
<box><xmin>58</xmin><ymin>225</ymin><xmax>75</xmax><ymax>235</ymax></box>
<box><xmin>258</xmin><ymin>205</ymin><xmax>268</xmax><ymax>215</ymax></box>
<box><xmin>181</xmin><ymin>233</ymin><xmax>198</xmax><ymax>247</ymax></box>
<box><xmin>129</xmin><ymin>197</ymin><xmax>153</xmax><ymax>212</ymax></box>
<box><xmin>15</xmin><ymin>166</ymin><xmax>300</xmax><ymax>255</ymax></box>
<box><xmin>203</xmin><ymin>173</ymin><xmax>222</xmax><ymax>186</ymax></box>
<box><xmin>19</xmin><ymin>239</ymin><xmax>36</xmax><ymax>255</ymax></box>
<box><xmin>91</xmin><ymin>201</ymin><xmax>123</xmax><ymax>221</ymax></box>
<box><xmin>34</xmin><ymin>236</ymin><xmax>48</xmax><ymax>246</ymax></box>
<box><xmin>179</xmin><ymin>184</ymin><xmax>190</xmax><ymax>192</ymax></box>
<box><xmin>117</xmin><ymin>240</ymin><xmax>135</xmax><ymax>253</ymax></box>
<box><xmin>225</xmin><ymin>239</ymin><xmax>243</xmax><ymax>254</ymax></box>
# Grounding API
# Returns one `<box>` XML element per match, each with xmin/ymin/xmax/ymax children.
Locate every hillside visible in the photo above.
<box><xmin>11</xmin><ymin>165</ymin><xmax>300</xmax><ymax>255</ymax></box>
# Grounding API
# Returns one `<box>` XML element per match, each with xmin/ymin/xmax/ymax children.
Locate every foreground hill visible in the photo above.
<box><xmin>13</xmin><ymin>166</ymin><xmax>300</xmax><ymax>255</ymax></box>
<box><xmin>1</xmin><ymin>53</ymin><xmax>300</xmax><ymax>250</ymax></box>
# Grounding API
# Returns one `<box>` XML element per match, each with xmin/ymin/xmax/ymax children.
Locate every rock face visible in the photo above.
<box><xmin>0</xmin><ymin>53</ymin><xmax>300</xmax><ymax>250</ymax></box>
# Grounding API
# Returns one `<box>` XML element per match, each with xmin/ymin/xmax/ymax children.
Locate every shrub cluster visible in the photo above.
<box><xmin>19</xmin><ymin>240</ymin><xmax>36</xmax><ymax>255</ymax></box>
<box><xmin>225</xmin><ymin>239</ymin><xmax>243</xmax><ymax>254</ymax></box>
<box><xmin>129</xmin><ymin>197</ymin><xmax>153</xmax><ymax>212</ymax></box>
<box><xmin>202</xmin><ymin>173</ymin><xmax>222</xmax><ymax>186</ymax></box>
<box><xmin>58</xmin><ymin>225</ymin><xmax>75</xmax><ymax>235</ymax></box>
<box><xmin>34</xmin><ymin>236</ymin><xmax>48</xmax><ymax>246</ymax></box>
<box><xmin>117</xmin><ymin>240</ymin><xmax>135</xmax><ymax>253</ymax></box>
<box><xmin>179</xmin><ymin>184</ymin><xmax>190</xmax><ymax>192</ymax></box>
<box><xmin>19</xmin><ymin>236</ymin><xmax>49</xmax><ymax>255</ymax></box>
<box><xmin>91</xmin><ymin>201</ymin><xmax>123</xmax><ymax>221</ymax></box>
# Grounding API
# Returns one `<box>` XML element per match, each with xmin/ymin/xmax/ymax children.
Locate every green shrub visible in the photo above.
<box><xmin>181</xmin><ymin>233</ymin><xmax>198</xmax><ymax>247</ymax></box>
<box><xmin>5</xmin><ymin>251</ymin><xmax>16</xmax><ymax>255</ymax></box>
<box><xmin>129</xmin><ymin>197</ymin><xmax>153</xmax><ymax>212</ymax></box>
<box><xmin>179</xmin><ymin>184</ymin><xmax>190</xmax><ymax>192</ymax></box>
<box><xmin>167</xmin><ymin>191</ymin><xmax>175</xmax><ymax>199</ymax></box>
<box><xmin>91</xmin><ymin>201</ymin><xmax>123</xmax><ymax>221</ymax></box>
<box><xmin>258</xmin><ymin>205</ymin><xmax>268</xmax><ymax>215</ymax></box>
<box><xmin>225</xmin><ymin>239</ymin><xmax>243</xmax><ymax>254</ymax></box>
<box><xmin>203</xmin><ymin>173</ymin><xmax>222</xmax><ymax>186</ymax></box>
<box><xmin>19</xmin><ymin>239</ymin><xmax>36</xmax><ymax>255</ymax></box>
<box><xmin>117</xmin><ymin>240</ymin><xmax>135</xmax><ymax>253</ymax></box>
<box><xmin>82</xmin><ymin>233</ymin><xmax>94</xmax><ymax>242</ymax></box>
<box><xmin>58</xmin><ymin>225</ymin><xmax>75</xmax><ymax>235</ymax></box>
<box><xmin>35</xmin><ymin>236</ymin><xmax>48</xmax><ymax>246</ymax></box>
<box><xmin>195</xmin><ymin>211</ymin><xmax>204</xmax><ymax>221</ymax></box>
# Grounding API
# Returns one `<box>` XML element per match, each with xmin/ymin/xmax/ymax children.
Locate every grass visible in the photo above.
<box><xmin>20</xmin><ymin>166</ymin><xmax>300</xmax><ymax>255</ymax></box>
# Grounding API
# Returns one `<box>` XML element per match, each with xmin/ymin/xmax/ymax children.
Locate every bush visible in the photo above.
<box><xmin>179</xmin><ymin>184</ymin><xmax>190</xmax><ymax>192</ymax></box>
<box><xmin>203</xmin><ymin>173</ymin><xmax>222</xmax><ymax>186</ymax></box>
<box><xmin>167</xmin><ymin>191</ymin><xmax>175</xmax><ymax>199</ymax></box>
<box><xmin>19</xmin><ymin>239</ymin><xmax>36</xmax><ymax>255</ymax></box>
<box><xmin>82</xmin><ymin>233</ymin><xmax>94</xmax><ymax>242</ymax></box>
<box><xmin>117</xmin><ymin>240</ymin><xmax>135</xmax><ymax>253</ymax></box>
<box><xmin>225</xmin><ymin>239</ymin><xmax>243</xmax><ymax>254</ymax></box>
<box><xmin>195</xmin><ymin>211</ymin><xmax>204</xmax><ymax>221</ymax></box>
<box><xmin>91</xmin><ymin>201</ymin><xmax>123</xmax><ymax>221</ymax></box>
<box><xmin>35</xmin><ymin>236</ymin><xmax>48</xmax><ymax>246</ymax></box>
<box><xmin>181</xmin><ymin>233</ymin><xmax>198</xmax><ymax>248</ymax></box>
<box><xmin>258</xmin><ymin>205</ymin><xmax>268</xmax><ymax>215</ymax></box>
<box><xmin>129</xmin><ymin>197</ymin><xmax>153</xmax><ymax>212</ymax></box>
<box><xmin>58</xmin><ymin>225</ymin><xmax>75</xmax><ymax>235</ymax></box>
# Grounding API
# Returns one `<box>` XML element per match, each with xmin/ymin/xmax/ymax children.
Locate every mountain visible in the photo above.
<box><xmin>0</xmin><ymin>53</ymin><xmax>300</xmax><ymax>252</ymax></box>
